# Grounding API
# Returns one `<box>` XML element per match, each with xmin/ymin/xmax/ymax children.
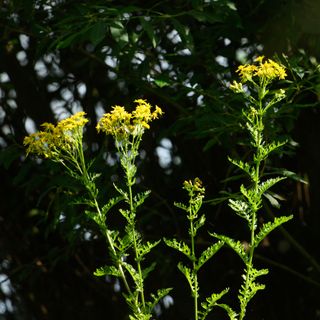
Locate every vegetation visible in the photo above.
<box><xmin>1</xmin><ymin>1</ymin><xmax>320</xmax><ymax>319</ymax></box>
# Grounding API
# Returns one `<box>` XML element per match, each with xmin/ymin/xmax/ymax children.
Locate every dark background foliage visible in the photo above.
<box><xmin>1</xmin><ymin>0</ymin><xmax>320</xmax><ymax>319</ymax></box>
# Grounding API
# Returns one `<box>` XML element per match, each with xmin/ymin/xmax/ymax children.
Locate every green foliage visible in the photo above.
<box><xmin>196</xmin><ymin>241</ymin><xmax>224</xmax><ymax>271</ymax></box>
<box><xmin>254</xmin><ymin>215</ymin><xmax>293</xmax><ymax>248</ymax></box>
<box><xmin>238</xmin><ymin>267</ymin><xmax>269</xmax><ymax>316</ymax></box>
<box><xmin>93</xmin><ymin>265</ymin><xmax>121</xmax><ymax>277</ymax></box>
<box><xmin>163</xmin><ymin>238</ymin><xmax>193</xmax><ymax>261</ymax></box>
<box><xmin>227</xmin><ymin>57</ymin><xmax>294</xmax><ymax>320</ymax></box>
<box><xmin>199</xmin><ymin>288</ymin><xmax>232</xmax><ymax>320</ymax></box>
<box><xmin>166</xmin><ymin>179</ymin><xmax>230</xmax><ymax>320</ymax></box>
<box><xmin>211</xmin><ymin>234</ymin><xmax>249</xmax><ymax>264</ymax></box>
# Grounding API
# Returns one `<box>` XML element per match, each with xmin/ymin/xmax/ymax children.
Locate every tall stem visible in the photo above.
<box><xmin>127</xmin><ymin>167</ymin><xmax>146</xmax><ymax>310</ymax></box>
<box><xmin>78</xmin><ymin>141</ymin><xmax>132</xmax><ymax>295</ymax></box>
<box><xmin>190</xmin><ymin>218</ymin><xmax>198</xmax><ymax>320</ymax></box>
<box><xmin>239</xmin><ymin>95</ymin><xmax>264</xmax><ymax>320</ymax></box>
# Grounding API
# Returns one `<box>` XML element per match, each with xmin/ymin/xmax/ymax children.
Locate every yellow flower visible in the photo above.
<box><xmin>236</xmin><ymin>56</ymin><xmax>287</xmax><ymax>83</ymax></box>
<box><xmin>237</xmin><ymin>64</ymin><xmax>258</xmax><ymax>82</ymax></box>
<box><xmin>183</xmin><ymin>177</ymin><xmax>205</xmax><ymax>195</ymax></box>
<box><xmin>229</xmin><ymin>80</ymin><xmax>244</xmax><ymax>93</ymax></box>
<box><xmin>97</xmin><ymin>99</ymin><xmax>163</xmax><ymax>139</ymax></box>
<box><xmin>24</xmin><ymin>112</ymin><xmax>88</xmax><ymax>159</ymax></box>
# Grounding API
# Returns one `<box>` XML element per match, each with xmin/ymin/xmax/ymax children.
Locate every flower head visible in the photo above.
<box><xmin>235</xmin><ymin>56</ymin><xmax>287</xmax><ymax>84</ymax></box>
<box><xmin>97</xmin><ymin>99</ymin><xmax>163</xmax><ymax>140</ymax></box>
<box><xmin>24</xmin><ymin>112</ymin><xmax>88</xmax><ymax>159</ymax></box>
<box><xmin>183</xmin><ymin>177</ymin><xmax>205</xmax><ymax>196</ymax></box>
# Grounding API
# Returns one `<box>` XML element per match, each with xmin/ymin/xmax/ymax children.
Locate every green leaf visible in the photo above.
<box><xmin>174</xmin><ymin>201</ymin><xmax>189</xmax><ymax>212</ymax></box>
<box><xmin>101</xmin><ymin>196</ymin><xmax>124</xmax><ymax>216</ymax></box>
<box><xmin>122</xmin><ymin>262</ymin><xmax>142</xmax><ymax>291</ymax></box>
<box><xmin>255</xmin><ymin>140</ymin><xmax>287</xmax><ymax>161</ymax></box>
<box><xmin>239</xmin><ymin>267</ymin><xmax>269</xmax><ymax>308</ymax></box>
<box><xmin>110</xmin><ymin>20</ymin><xmax>129</xmax><ymax>47</ymax></box>
<box><xmin>197</xmin><ymin>241</ymin><xmax>224</xmax><ymax>270</ymax></box>
<box><xmin>154</xmin><ymin>79</ymin><xmax>170</xmax><ymax>88</ymax></box>
<box><xmin>146</xmin><ymin>287</ymin><xmax>173</xmax><ymax>314</ymax></box>
<box><xmin>140</xmin><ymin>17</ymin><xmax>157</xmax><ymax>48</ymax></box>
<box><xmin>178</xmin><ymin>262</ymin><xmax>199</xmax><ymax>298</ymax></box>
<box><xmin>136</xmin><ymin>240</ymin><xmax>161</xmax><ymax>262</ymax></box>
<box><xmin>263</xmin><ymin>192</ymin><xmax>281</xmax><ymax>208</ymax></box>
<box><xmin>113</xmin><ymin>183</ymin><xmax>129</xmax><ymax>200</ymax></box>
<box><xmin>228</xmin><ymin>157</ymin><xmax>253</xmax><ymax>178</ymax></box>
<box><xmin>258</xmin><ymin>177</ymin><xmax>286</xmax><ymax>197</ymax></box>
<box><xmin>199</xmin><ymin>288</ymin><xmax>229</xmax><ymax>320</ymax></box>
<box><xmin>93</xmin><ymin>265</ymin><xmax>121</xmax><ymax>277</ymax></box>
<box><xmin>119</xmin><ymin>208</ymin><xmax>133</xmax><ymax>222</ymax></box>
<box><xmin>217</xmin><ymin>304</ymin><xmax>238</xmax><ymax>320</ymax></box>
<box><xmin>254</xmin><ymin>215</ymin><xmax>293</xmax><ymax>248</ymax></box>
<box><xmin>211</xmin><ymin>233</ymin><xmax>248</xmax><ymax>264</ymax></box>
<box><xmin>89</xmin><ymin>21</ymin><xmax>107</xmax><ymax>46</ymax></box>
<box><xmin>142</xmin><ymin>262</ymin><xmax>157</xmax><ymax>280</ymax></box>
<box><xmin>164</xmin><ymin>238</ymin><xmax>193</xmax><ymax>261</ymax></box>
<box><xmin>271</xmin><ymin>169</ymin><xmax>308</xmax><ymax>184</ymax></box>
<box><xmin>228</xmin><ymin>199</ymin><xmax>251</xmax><ymax>223</ymax></box>
<box><xmin>193</xmin><ymin>214</ymin><xmax>206</xmax><ymax>234</ymax></box>
<box><xmin>133</xmin><ymin>190</ymin><xmax>151</xmax><ymax>209</ymax></box>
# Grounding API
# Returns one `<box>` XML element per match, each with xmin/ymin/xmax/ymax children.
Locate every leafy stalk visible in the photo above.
<box><xmin>165</xmin><ymin>178</ymin><xmax>233</xmax><ymax>320</ymax></box>
<box><xmin>229</xmin><ymin>56</ymin><xmax>293</xmax><ymax>319</ymax></box>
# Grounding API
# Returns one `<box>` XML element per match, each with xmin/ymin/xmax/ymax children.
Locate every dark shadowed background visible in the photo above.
<box><xmin>1</xmin><ymin>1</ymin><xmax>320</xmax><ymax>319</ymax></box>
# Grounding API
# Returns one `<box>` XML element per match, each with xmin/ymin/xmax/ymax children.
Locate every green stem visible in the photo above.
<box><xmin>77</xmin><ymin>141</ymin><xmax>132</xmax><ymax>296</ymax></box>
<box><xmin>239</xmin><ymin>96</ymin><xmax>264</xmax><ymax>320</ymax></box>
<box><xmin>190</xmin><ymin>218</ymin><xmax>198</xmax><ymax>320</ymax></box>
<box><xmin>128</xmin><ymin>173</ymin><xmax>146</xmax><ymax>310</ymax></box>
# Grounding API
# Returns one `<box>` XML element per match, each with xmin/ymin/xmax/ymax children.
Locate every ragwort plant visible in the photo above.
<box><xmin>24</xmin><ymin>56</ymin><xmax>294</xmax><ymax>320</ymax></box>
<box><xmin>165</xmin><ymin>178</ymin><xmax>237</xmax><ymax>320</ymax></box>
<box><xmin>24</xmin><ymin>99</ymin><xmax>171</xmax><ymax>320</ymax></box>
<box><xmin>213</xmin><ymin>56</ymin><xmax>293</xmax><ymax>319</ymax></box>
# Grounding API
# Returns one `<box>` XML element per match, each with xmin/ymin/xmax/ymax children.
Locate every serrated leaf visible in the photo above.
<box><xmin>85</xmin><ymin>210</ymin><xmax>101</xmax><ymax>224</ymax></box>
<box><xmin>113</xmin><ymin>183</ymin><xmax>129</xmax><ymax>199</ymax></box>
<box><xmin>142</xmin><ymin>262</ymin><xmax>157</xmax><ymax>280</ymax></box>
<box><xmin>197</xmin><ymin>241</ymin><xmax>224</xmax><ymax>270</ymax></box>
<box><xmin>228</xmin><ymin>199</ymin><xmax>251</xmax><ymax>223</ymax></box>
<box><xmin>93</xmin><ymin>265</ymin><xmax>121</xmax><ymax>277</ymax></box>
<box><xmin>256</xmin><ymin>140</ymin><xmax>287</xmax><ymax>161</ymax></box>
<box><xmin>174</xmin><ymin>201</ymin><xmax>188</xmax><ymax>212</ymax></box>
<box><xmin>239</xmin><ymin>266</ymin><xmax>269</xmax><ymax>307</ymax></box>
<box><xmin>101</xmin><ymin>196</ymin><xmax>124</xmax><ymax>216</ymax></box>
<box><xmin>146</xmin><ymin>287</ymin><xmax>173</xmax><ymax>314</ymax></box>
<box><xmin>122</xmin><ymin>262</ymin><xmax>142</xmax><ymax>291</ymax></box>
<box><xmin>133</xmin><ymin>190</ymin><xmax>151</xmax><ymax>209</ymax></box>
<box><xmin>216</xmin><ymin>304</ymin><xmax>238</xmax><ymax>320</ymax></box>
<box><xmin>258</xmin><ymin>177</ymin><xmax>286</xmax><ymax>196</ymax></box>
<box><xmin>119</xmin><ymin>208</ymin><xmax>133</xmax><ymax>222</ymax></box>
<box><xmin>178</xmin><ymin>262</ymin><xmax>199</xmax><ymax>298</ymax></box>
<box><xmin>193</xmin><ymin>214</ymin><xmax>206</xmax><ymax>233</ymax></box>
<box><xmin>211</xmin><ymin>233</ymin><xmax>248</xmax><ymax>264</ymax></box>
<box><xmin>254</xmin><ymin>215</ymin><xmax>293</xmax><ymax>248</ymax></box>
<box><xmin>199</xmin><ymin>288</ymin><xmax>229</xmax><ymax>320</ymax></box>
<box><xmin>164</xmin><ymin>238</ymin><xmax>193</xmax><ymax>261</ymax></box>
<box><xmin>228</xmin><ymin>157</ymin><xmax>253</xmax><ymax>177</ymax></box>
<box><xmin>136</xmin><ymin>240</ymin><xmax>161</xmax><ymax>261</ymax></box>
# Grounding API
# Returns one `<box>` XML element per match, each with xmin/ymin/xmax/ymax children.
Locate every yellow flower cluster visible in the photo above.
<box><xmin>24</xmin><ymin>112</ymin><xmax>88</xmax><ymax>159</ymax></box>
<box><xmin>183</xmin><ymin>177</ymin><xmax>205</xmax><ymax>195</ymax></box>
<box><xmin>236</xmin><ymin>56</ymin><xmax>287</xmax><ymax>83</ymax></box>
<box><xmin>96</xmin><ymin>99</ymin><xmax>163</xmax><ymax>139</ymax></box>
